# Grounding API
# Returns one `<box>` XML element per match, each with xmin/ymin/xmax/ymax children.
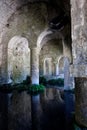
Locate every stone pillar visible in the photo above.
<box><xmin>62</xmin><ymin>37</ymin><xmax>72</xmax><ymax>63</ymax></box>
<box><xmin>30</xmin><ymin>47</ymin><xmax>41</xmax><ymax>130</ymax></box>
<box><xmin>63</xmin><ymin>37</ymin><xmax>75</xmax><ymax>90</ymax></box>
<box><xmin>64</xmin><ymin>57</ymin><xmax>70</xmax><ymax>90</ymax></box>
<box><xmin>71</xmin><ymin>0</ymin><xmax>87</xmax><ymax>128</ymax></box>
<box><xmin>31</xmin><ymin>48</ymin><xmax>39</xmax><ymax>84</ymax></box>
<box><xmin>55</xmin><ymin>63</ymin><xmax>59</xmax><ymax>76</ymax></box>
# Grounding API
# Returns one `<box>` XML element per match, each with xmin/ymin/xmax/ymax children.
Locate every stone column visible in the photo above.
<box><xmin>63</xmin><ymin>38</ymin><xmax>74</xmax><ymax>90</ymax></box>
<box><xmin>71</xmin><ymin>0</ymin><xmax>87</xmax><ymax>128</ymax></box>
<box><xmin>30</xmin><ymin>47</ymin><xmax>41</xmax><ymax>130</ymax></box>
<box><xmin>64</xmin><ymin>57</ymin><xmax>70</xmax><ymax>90</ymax></box>
<box><xmin>31</xmin><ymin>48</ymin><xmax>39</xmax><ymax>84</ymax></box>
<box><xmin>55</xmin><ymin>63</ymin><xmax>59</xmax><ymax>76</ymax></box>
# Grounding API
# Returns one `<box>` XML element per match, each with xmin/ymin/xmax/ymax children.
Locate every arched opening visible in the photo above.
<box><xmin>8</xmin><ymin>36</ymin><xmax>30</xmax><ymax>84</ymax></box>
<box><xmin>38</xmin><ymin>30</ymin><xmax>63</xmax><ymax>78</ymax></box>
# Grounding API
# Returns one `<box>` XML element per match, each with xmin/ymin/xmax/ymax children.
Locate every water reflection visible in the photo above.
<box><xmin>0</xmin><ymin>88</ymin><xmax>75</xmax><ymax>130</ymax></box>
<box><xmin>64</xmin><ymin>91</ymin><xmax>75</xmax><ymax>130</ymax></box>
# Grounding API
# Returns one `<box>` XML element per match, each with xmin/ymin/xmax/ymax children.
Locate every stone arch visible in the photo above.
<box><xmin>37</xmin><ymin>29</ymin><xmax>53</xmax><ymax>48</ymax></box>
<box><xmin>43</xmin><ymin>57</ymin><xmax>52</xmax><ymax>76</ymax></box>
<box><xmin>37</xmin><ymin>29</ymin><xmax>63</xmax><ymax>49</ymax></box>
<box><xmin>37</xmin><ymin>29</ymin><xmax>63</xmax><ymax>77</ymax></box>
<box><xmin>8</xmin><ymin>36</ymin><xmax>30</xmax><ymax>84</ymax></box>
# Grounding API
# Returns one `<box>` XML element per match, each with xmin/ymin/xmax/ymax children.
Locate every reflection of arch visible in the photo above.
<box><xmin>8</xmin><ymin>36</ymin><xmax>30</xmax><ymax>83</ymax></box>
<box><xmin>43</xmin><ymin>58</ymin><xmax>52</xmax><ymax>76</ymax></box>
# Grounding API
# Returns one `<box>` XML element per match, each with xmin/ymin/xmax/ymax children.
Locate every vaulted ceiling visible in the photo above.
<box><xmin>0</xmin><ymin>0</ymin><xmax>70</xmax><ymax>33</ymax></box>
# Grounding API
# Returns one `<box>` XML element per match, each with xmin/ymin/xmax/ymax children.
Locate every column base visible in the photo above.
<box><xmin>74</xmin><ymin>121</ymin><xmax>87</xmax><ymax>130</ymax></box>
<box><xmin>75</xmin><ymin>77</ymin><xmax>87</xmax><ymax>128</ymax></box>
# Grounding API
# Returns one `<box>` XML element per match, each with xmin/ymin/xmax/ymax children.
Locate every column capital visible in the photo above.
<box><xmin>30</xmin><ymin>47</ymin><xmax>40</xmax><ymax>55</ymax></box>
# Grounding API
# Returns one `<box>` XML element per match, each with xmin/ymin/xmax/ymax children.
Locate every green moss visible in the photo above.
<box><xmin>39</xmin><ymin>76</ymin><xmax>47</xmax><ymax>85</ymax></box>
<box><xmin>0</xmin><ymin>82</ymin><xmax>45</xmax><ymax>95</ymax></box>
<box><xmin>28</xmin><ymin>84</ymin><xmax>45</xmax><ymax>95</ymax></box>
<box><xmin>47</xmin><ymin>78</ymin><xmax>64</xmax><ymax>86</ymax></box>
<box><xmin>22</xmin><ymin>76</ymin><xmax>31</xmax><ymax>85</ymax></box>
<box><xmin>0</xmin><ymin>83</ymin><xmax>28</xmax><ymax>93</ymax></box>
